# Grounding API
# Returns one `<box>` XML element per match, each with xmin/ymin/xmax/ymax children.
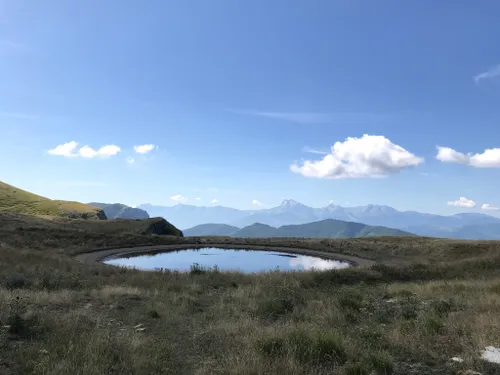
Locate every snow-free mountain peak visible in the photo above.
<box><xmin>280</xmin><ymin>199</ymin><xmax>303</xmax><ymax>207</ymax></box>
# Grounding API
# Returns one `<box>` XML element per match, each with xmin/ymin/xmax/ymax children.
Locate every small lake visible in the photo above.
<box><xmin>104</xmin><ymin>247</ymin><xmax>351</xmax><ymax>273</ymax></box>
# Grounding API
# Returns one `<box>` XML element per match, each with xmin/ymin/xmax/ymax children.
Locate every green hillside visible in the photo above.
<box><xmin>226</xmin><ymin>219</ymin><xmax>412</xmax><ymax>238</ymax></box>
<box><xmin>232</xmin><ymin>223</ymin><xmax>280</xmax><ymax>237</ymax></box>
<box><xmin>0</xmin><ymin>181</ymin><xmax>106</xmax><ymax>220</ymax></box>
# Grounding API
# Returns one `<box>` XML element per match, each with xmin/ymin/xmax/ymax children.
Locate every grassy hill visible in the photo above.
<box><xmin>275</xmin><ymin>219</ymin><xmax>411</xmax><ymax>238</ymax></box>
<box><xmin>0</xmin><ymin>181</ymin><xmax>106</xmax><ymax>220</ymax></box>
<box><xmin>88</xmin><ymin>202</ymin><xmax>150</xmax><ymax>219</ymax></box>
<box><xmin>183</xmin><ymin>223</ymin><xmax>240</xmax><ymax>236</ymax></box>
<box><xmin>189</xmin><ymin>219</ymin><xmax>413</xmax><ymax>238</ymax></box>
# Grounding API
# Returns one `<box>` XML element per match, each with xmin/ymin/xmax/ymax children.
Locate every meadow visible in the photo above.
<box><xmin>1</xmin><ymin>213</ymin><xmax>499</xmax><ymax>374</ymax></box>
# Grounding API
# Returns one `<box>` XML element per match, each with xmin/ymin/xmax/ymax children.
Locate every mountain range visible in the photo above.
<box><xmin>89</xmin><ymin>203</ymin><xmax>150</xmax><ymax>220</ymax></box>
<box><xmin>138</xmin><ymin>200</ymin><xmax>500</xmax><ymax>240</ymax></box>
<box><xmin>184</xmin><ymin>219</ymin><xmax>412</xmax><ymax>238</ymax></box>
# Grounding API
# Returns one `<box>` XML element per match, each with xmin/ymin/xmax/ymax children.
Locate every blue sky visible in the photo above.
<box><xmin>1</xmin><ymin>0</ymin><xmax>500</xmax><ymax>215</ymax></box>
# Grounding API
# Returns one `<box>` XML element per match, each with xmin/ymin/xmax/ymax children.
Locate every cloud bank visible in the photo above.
<box><xmin>48</xmin><ymin>141</ymin><xmax>120</xmax><ymax>158</ymax></box>
<box><xmin>447</xmin><ymin>197</ymin><xmax>476</xmax><ymax>208</ymax></box>
<box><xmin>436</xmin><ymin>146</ymin><xmax>500</xmax><ymax>168</ymax></box>
<box><xmin>291</xmin><ymin>134</ymin><xmax>423</xmax><ymax>179</ymax></box>
<box><xmin>134</xmin><ymin>144</ymin><xmax>157</xmax><ymax>154</ymax></box>
<box><xmin>482</xmin><ymin>204</ymin><xmax>499</xmax><ymax>211</ymax></box>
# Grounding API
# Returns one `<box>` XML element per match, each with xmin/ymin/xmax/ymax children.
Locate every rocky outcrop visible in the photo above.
<box><xmin>143</xmin><ymin>218</ymin><xmax>184</xmax><ymax>237</ymax></box>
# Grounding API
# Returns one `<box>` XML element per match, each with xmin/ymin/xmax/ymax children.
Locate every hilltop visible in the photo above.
<box><xmin>0</xmin><ymin>181</ymin><xmax>106</xmax><ymax>220</ymax></box>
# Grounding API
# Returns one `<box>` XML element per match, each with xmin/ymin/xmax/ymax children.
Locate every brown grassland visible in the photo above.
<box><xmin>1</xmin><ymin>213</ymin><xmax>500</xmax><ymax>375</ymax></box>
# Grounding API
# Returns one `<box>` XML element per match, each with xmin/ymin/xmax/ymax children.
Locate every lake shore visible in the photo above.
<box><xmin>76</xmin><ymin>243</ymin><xmax>376</xmax><ymax>267</ymax></box>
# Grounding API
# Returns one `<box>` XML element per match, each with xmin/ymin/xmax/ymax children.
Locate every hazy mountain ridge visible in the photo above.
<box><xmin>184</xmin><ymin>219</ymin><xmax>412</xmax><ymax>238</ymax></box>
<box><xmin>89</xmin><ymin>203</ymin><xmax>150</xmax><ymax>220</ymax></box>
<box><xmin>183</xmin><ymin>223</ymin><xmax>240</xmax><ymax>237</ymax></box>
<box><xmin>138</xmin><ymin>200</ymin><xmax>500</xmax><ymax>239</ymax></box>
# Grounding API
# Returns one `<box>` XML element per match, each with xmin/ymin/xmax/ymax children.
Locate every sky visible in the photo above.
<box><xmin>1</xmin><ymin>0</ymin><xmax>500</xmax><ymax>215</ymax></box>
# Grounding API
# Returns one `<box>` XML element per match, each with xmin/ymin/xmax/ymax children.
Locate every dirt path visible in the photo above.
<box><xmin>75</xmin><ymin>243</ymin><xmax>375</xmax><ymax>267</ymax></box>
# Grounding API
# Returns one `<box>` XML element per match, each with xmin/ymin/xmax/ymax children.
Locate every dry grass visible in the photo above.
<box><xmin>0</xmin><ymin>216</ymin><xmax>500</xmax><ymax>374</ymax></box>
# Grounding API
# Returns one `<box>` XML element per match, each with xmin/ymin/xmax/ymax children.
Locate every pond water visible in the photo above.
<box><xmin>104</xmin><ymin>247</ymin><xmax>350</xmax><ymax>273</ymax></box>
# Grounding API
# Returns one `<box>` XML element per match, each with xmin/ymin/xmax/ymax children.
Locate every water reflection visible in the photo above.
<box><xmin>105</xmin><ymin>247</ymin><xmax>350</xmax><ymax>273</ymax></box>
<box><xmin>289</xmin><ymin>256</ymin><xmax>350</xmax><ymax>270</ymax></box>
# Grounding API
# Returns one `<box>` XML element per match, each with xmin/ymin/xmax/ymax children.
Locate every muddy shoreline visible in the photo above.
<box><xmin>75</xmin><ymin>243</ymin><xmax>375</xmax><ymax>267</ymax></box>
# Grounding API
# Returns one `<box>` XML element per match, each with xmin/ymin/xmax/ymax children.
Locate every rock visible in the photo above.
<box><xmin>481</xmin><ymin>346</ymin><xmax>500</xmax><ymax>364</ymax></box>
<box><xmin>451</xmin><ymin>357</ymin><xmax>464</xmax><ymax>363</ymax></box>
<box><xmin>136</xmin><ymin>327</ymin><xmax>146</xmax><ymax>332</ymax></box>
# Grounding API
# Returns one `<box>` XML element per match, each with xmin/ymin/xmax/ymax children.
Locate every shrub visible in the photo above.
<box><xmin>7</xmin><ymin>313</ymin><xmax>26</xmax><ymax>335</ymax></box>
<box><xmin>148</xmin><ymin>309</ymin><xmax>161</xmax><ymax>319</ymax></box>
<box><xmin>430</xmin><ymin>299</ymin><xmax>455</xmax><ymax>317</ymax></box>
<box><xmin>190</xmin><ymin>263</ymin><xmax>206</xmax><ymax>274</ymax></box>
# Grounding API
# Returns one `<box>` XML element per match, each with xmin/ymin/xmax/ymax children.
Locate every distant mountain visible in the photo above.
<box><xmin>137</xmin><ymin>203</ymin><xmax>247</xmax><ymax>229</ymax></box>
<box><xmin>408</xmin><ymin>223</ymin><xmax>500</xmax><ymax>240</ymax></box>
<box><xmin>89</xmin><ymin>203</ymin><xmax>149</xmax><ymax>219</ymax></box>
<box><xmin>185</xmin><ymin>219</ymin><xmax>412</xmax><ymax>238</ymax></box>
<box><xmin>235</xmin><ymin>223</ymin><xmax>282</xmax><ymax>237</ymax></box>
<box><xmin>0</xmin><ymin>181</ymin><xmax>106</xmax><ymax>220</ymax></box>
<box><xmin>137</xmin><ymin>199</ymin><xmax>500</xmax><ymax>240</ymax></box>
<box><xmin>183</xmin><ymin>223</ymin><xmax>240</xmax><ymax>236</ymax></box>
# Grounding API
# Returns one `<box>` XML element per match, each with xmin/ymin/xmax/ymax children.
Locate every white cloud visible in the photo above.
<box><xmin>482</xmin><ymin>204</ymin><xmax>499</xmax><ymax>211</ymax></box>
<box><xmin>436</xmin><ymin>146</ymin><xmax>500</xmax><ymax>168</ymax></box>
<box><xmin>211</xmin><ymin>199</ymin><xmax>218</xmax><ymax>204</ymax></box>
<box><xmin>48</xmin><ymin>141</ymin><xmax>121</xmax><ymax>158</ymax></box>
<box><xmin>252</xmin><ymin>199</ymin><xmax>264</xmax><ymax>207</ymax></box>
<box><xmin>126</xmin><ymin>156</ymin><xmax>135</xmax><ymax>164</ymax></box>
<box><xmin>170</xmin><ymin>194</ymin><xmax>187</xmax><ymax>202</ymax></box>
<box><xmin>133</xmin><ymin>144</ymin><xmax>157</xmax><ymax>154</ymax></box>
<box><xmin>195</xmin><ymin>197</ymin><xmax>201</xmax><ymax>201</ymax></box>
<box><xmin>474</xmin><ymin>64</ymin><xmax>500</xmax><ymax>84</ymax></box>
<box><xmin>291</xmin><ymin>134</ymin><xmax>423</xmax><ymax>179</ymax></box>
<box><xmin>48</xmin><ymin>141</ymin><xmax>78</xmax><ymax>157</ymax></box>
<box><xmin>447</xmin><ymin>197</ymin><xmax>476</xmax><ymax>208</ymax></box>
